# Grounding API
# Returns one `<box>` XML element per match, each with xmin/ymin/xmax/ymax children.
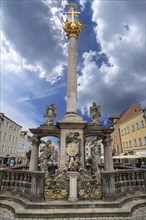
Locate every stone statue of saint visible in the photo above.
<box><xmin>44</xmin><ymin>103</ymin><xmax>56</xmax><ymax>125</ymax></box>
<box><xmin>39</xmin><ymin>140</ymin><xmax>52</xmax><ymax>177</ymax></box>
<box><xmin>89</xmin><ymin>102</ymin><xmax>101</xmax><ymax>125</ymax></box>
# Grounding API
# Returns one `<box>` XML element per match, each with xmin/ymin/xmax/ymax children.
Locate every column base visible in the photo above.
<box><xmin>68</xmin><ymin>197</ymin><xmax>78</xmax><ymax>202</ymax></box>
<box><xmin>61</xmin><ymin>112</ymin><xmax>84</xmax><ymax>122</ymax></box>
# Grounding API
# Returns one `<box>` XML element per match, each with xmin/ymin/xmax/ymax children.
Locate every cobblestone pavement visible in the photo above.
<box><xmin>0</xmin><ymin>206</ymin><xmax>146</xmax><ymax>220</ymax></box>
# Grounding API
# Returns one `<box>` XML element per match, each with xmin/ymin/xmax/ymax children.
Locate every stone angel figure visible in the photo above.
<box><xmin>44</xmin><ymin>103</ymin><xmax>56</xmax><ymax>125</ymax></box>
<box><xmin>39</xmin><ymin>140</ymin><xmax>53</xmax><ymax>177</ymax></box>
<box><xmin>89</xmin><ymin>102</ymin><xmax>101</xmax><ymax>125</ymax></box>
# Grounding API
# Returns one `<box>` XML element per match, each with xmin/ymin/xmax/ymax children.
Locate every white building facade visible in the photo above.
<box><xmin>0</xmin><ymin>113</ymin><xmax>22</xmax><ymax>167</ymax></box>
<box><xmin>17</xmin><ymin>131</ymin><xmax>32</xmax><ymax>165</ymax></box>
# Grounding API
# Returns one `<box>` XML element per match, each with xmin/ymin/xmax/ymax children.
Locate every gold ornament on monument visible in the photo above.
<box><xmin>66</xmin><ymin>142</ymin><xmax>79</xmax><ymax>156</ymax></box>
<box><xmin>44</xmin><ymin>170</ymin><xmax>69</xmax><ymax>199</ymax></box>
<box><xmin>64</xmin><ymin>3</ymin><xmax>83</xmax><ymax>39</ymax></box>
<box><xmin>78</xmin><ymin>170</ymin><xmax>101</xmax><ymax>199</ymax></box>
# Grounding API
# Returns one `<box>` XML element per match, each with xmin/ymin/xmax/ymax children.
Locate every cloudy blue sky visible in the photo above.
<box><xmin>1</xmin><ymin>0</ymin><xmax>146</xmax><ymax>130</ymax></box>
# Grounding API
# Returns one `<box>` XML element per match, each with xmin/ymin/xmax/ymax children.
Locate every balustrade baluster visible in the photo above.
<box><xmin>123</xmin><ymin>172</ymin><xmax>127</xmax><ymax>192</ymax></box>
<box><xmin>139</xmin><ymin>171</ymin><xmax>144</xmax><ymax>191</ymax></box>
<box><xmin>23</xmin><ymin>173</ymin><xmax>27</xmax><ymax>194</ymax></box>
<box><xmin>10</xmin><ymin>172</ymin><xmax>14</xmax><ymax>192</ymax></box>
<box><xmin>119</xmin><ymin>173</ymin><xmax>124</xmax><ymax>192</ymax></box>
<box><xmin>114</xmin><ymin>174</ymin><xmax>118</xmax><ymax>193</ymax></box>
<box><xmin>135</xmin><ymin>172</ymin><xmax>140</xmax><ymax>190</ymax></box>
<box><xmin>132</xmin><ymin>172</ymin><xmax>136</xmax><ymax>191</ymax></box>
<box><xmin>5</xmin><ymin>172</ymin><xmax>10</xmax><ymax>191</ymax></box>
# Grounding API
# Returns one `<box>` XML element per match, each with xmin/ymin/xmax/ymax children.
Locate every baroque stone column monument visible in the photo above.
<box><xmin>57</xmin><ymin>4</ymin><xmax>87</xmax><ymax>174</ymax></box>
<box><xmin>29</xmin><ymin>3</ymin><xmax>114</xmax><ymax>202</ymax></box>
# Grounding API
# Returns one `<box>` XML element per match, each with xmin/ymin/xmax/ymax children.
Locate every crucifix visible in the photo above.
<box><xmin>65</xmin><ymin>3</ymin><xmax>80</xmax><ymax>23</ymax></box>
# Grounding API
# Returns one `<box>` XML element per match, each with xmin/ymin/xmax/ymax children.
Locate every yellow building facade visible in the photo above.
<box><xmin>119</xmin><ymin>110</ymin><xmax>146</xmax><ymax>156</ymax></box>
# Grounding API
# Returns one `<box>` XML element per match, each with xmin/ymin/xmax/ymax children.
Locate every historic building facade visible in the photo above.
<box><xmin>110</xmin><ymin>104</ymin><xmax>146</xmax><ymax>156</ymax></box>
<box><xmin>110</xmin><ymin>116</ymin><xmax>121</xmax><ymax>155</ymax></box>
<box><xmin>119</xmin><ymin>110</ymin><xmax>146</xmax><ymax>156</ymax></box>
<box><xmin>17</xmin><ymin>131</ymin><xmax>33</xmax><ymax>165</ymax></box>
<box><xmin>0</xmin><ymin>113</ymin><xmax>22</xmax><ymax>167</ymax></box>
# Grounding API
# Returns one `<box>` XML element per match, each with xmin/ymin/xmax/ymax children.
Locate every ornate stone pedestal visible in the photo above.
<box><xmin>68</xmin><ymin>172</ymin><xmax>78</xmax><ymax>202</ymax></box>
<box><xmin>57</xmin><ymin>119</ymin><xmax>87</xmax><ymax>170</ymax></box>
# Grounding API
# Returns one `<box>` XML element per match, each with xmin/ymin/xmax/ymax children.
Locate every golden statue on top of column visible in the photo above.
<box><xmin>64</xmin><ymin>3</ymin><xmax>83</xmax><ymax>39</ymax></box>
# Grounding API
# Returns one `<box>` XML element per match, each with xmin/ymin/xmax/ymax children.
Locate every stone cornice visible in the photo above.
<box><xmin>29</xmin><ymin>125</ymin><xmax>60</xmax><ymax>138</ymax></box>
<box><xmin>84</xmin><ymin>125</ymin><xmax>114</xmax><ymax>137</ymax></box>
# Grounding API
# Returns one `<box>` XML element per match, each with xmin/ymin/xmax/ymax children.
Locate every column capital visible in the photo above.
<box><xmin>64</xmin><ymin>20</ymin><xmax>83</xmax><ymax>39</ymax></box>
<box><xmin>31</xmin><ymin>136</ymin><xmax>40</xmax><ymax>146</ymax></box>
<box><xmin>103</xmin><ymin>135</ymin><xmax>112</xmax><ymax>145</ymax></box>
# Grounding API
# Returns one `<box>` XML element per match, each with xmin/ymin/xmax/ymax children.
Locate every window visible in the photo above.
<box><xmin>141</xmin><ymin>120</ymin><xmax>144</xmax><ymax>127</ymax></box>
<box><xmin>123</xmin><ymin>142</ymin><xmax>125</xmax><ymax>148</ymax></box>
<box><xmin>139</xmin><ymin>138</ymin><xmax>142</xmax><ymax>146</ymax></box>
<box><xmin>11</xmin><ymin>147</ymin><xmax>14</xmax><ymax>153</ymax></box>
<box><xmin>132</xmin><ymin>124</ymin><xmax>135</xmax><ymax>131</ymax></box>
<box><xmin>9</xmin><ymin>134</ymin><xmax>12</xmax><ymax>141</ymax></box>
<box><xmin>124</xmin><ymin>128</ymin><xmax>126</xmax><ymax>134</ymax></box>
<box><xmin>127</xmin><ymin>127</ymin><xmax>129</xmax><ymax>133</ymax></box>
<box><xmin>6</xmin><ymin>121</ymin><xmax>9</xmax><ymax>127</ymax></box>
<box><xmin>16</xmin><ymin>137</ymin><xmax>18</xmax><ymax>143</ymax></box>
<box><xmin>136</xmin><ymin>123</ymin><xmax>139</xmax><ymax>130</ymax></box>
<box><xmin>8</xmin><ymin>146</ymin><xmax>10</xmax><ymax>153</ymax></box>
<box><xmin>2</xmin><ymin>145</ymin><xmax>5</xmax><ymax>153</ymax></box>
<box><xmin>3</xmin><ymin>132</ymin><xmax>7</xmax><ymax>140</ymax></box>
<box><xmin>121</xmin><ymin>130</ymin><xmax>123</xmax><ymax>135</ymax></box>
<box><xmin>0</xmin><ymin>130</ymin><xmax>2</xmax><ymax>139</ymax></box>
<box><xmin>13</xmin><ymin>136</ymin><xmax>15</xmax><ymax>142</ymax></box>
<box><xmin>126</xmin><ymin>141</ymin><xmax>128</xmax><ymax>148</ymax></box>
<box><xmin>129</xmin><ymin>140</ymin><xmax>132</xmax><ymax>147</ymax></box>
<box><xmin>134</xmin><ymin>139</ymin><xmax>137</xmax><ymax>147</ymax></box>
<box><xmin>144</xmin><ymin>137</ymin><xmax>146</xmax><ymax>145</ymax></box>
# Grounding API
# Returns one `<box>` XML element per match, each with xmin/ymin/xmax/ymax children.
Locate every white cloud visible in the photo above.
<box><xmin>16</xmin><ymin>82</ymin><xmax>66</xmax><ymax>103</ymax></box>
<box><xmin>2</xmin><ymin>1</ymin><xmax>68</xmax><ymax>85</ymax></box>
<box><xmin>2</xmin><ymin>31</ymin><xmax>66</xmax><ymax>84</ymax></box>
<box><xmin>79</xmin><ymin>0</ymin><xmax>88</xmax><ymax>10</ymax></box>
<box><xmin>78</xmin><ymin>1</ymin><xmax>145</xmax><ymax>118</ymax></box>
<box><xmin>2</xmin><ymin>33</ymin><xmax>22</xmax><ymax>74</ymax></box>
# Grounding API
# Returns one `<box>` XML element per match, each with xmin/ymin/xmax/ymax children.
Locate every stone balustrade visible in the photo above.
<box><xmin>0</xmin><ymin>168</ymin><xmax>146</xmax><ymax>202</ymax></box>
<box><xmin>101</xmin><ymin>169</ymin><xmax>146</xmax><ymax>201</ymax></box>
<box><xmin>0</xmin><ymin>169</ymin><xmax>45</xmax><ymax>202</ymax></box>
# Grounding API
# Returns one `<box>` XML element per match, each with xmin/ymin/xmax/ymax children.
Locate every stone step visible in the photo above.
<box><xmin>0</xmin><ymin>193</ymin><xmax>146</xmax><ymax>219</ymax></box>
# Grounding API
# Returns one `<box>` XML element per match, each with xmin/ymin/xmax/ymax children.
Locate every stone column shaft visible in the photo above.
<box><xmin>29</xmin><ymin>137</ymin><xmax>40</xmax><ymax>171</ymax></box>
<box><xmin>68</xmin><ymin>172</ymin><xmax>78</xmax><ymax>202</ymax></box>
<box><xmin>67</xmin><ymin>36</ymin><xmax>77</xmax><ymax>113</ymax></box>
<box><xmin>104</xmin><ymin>136</ymin><xmax>113</xmax><ymax>171</ymax></box>
<box><xmin>59</xmin><ymin>130</ymin><xmax>66</xmax><ymax>169</ymax></box>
